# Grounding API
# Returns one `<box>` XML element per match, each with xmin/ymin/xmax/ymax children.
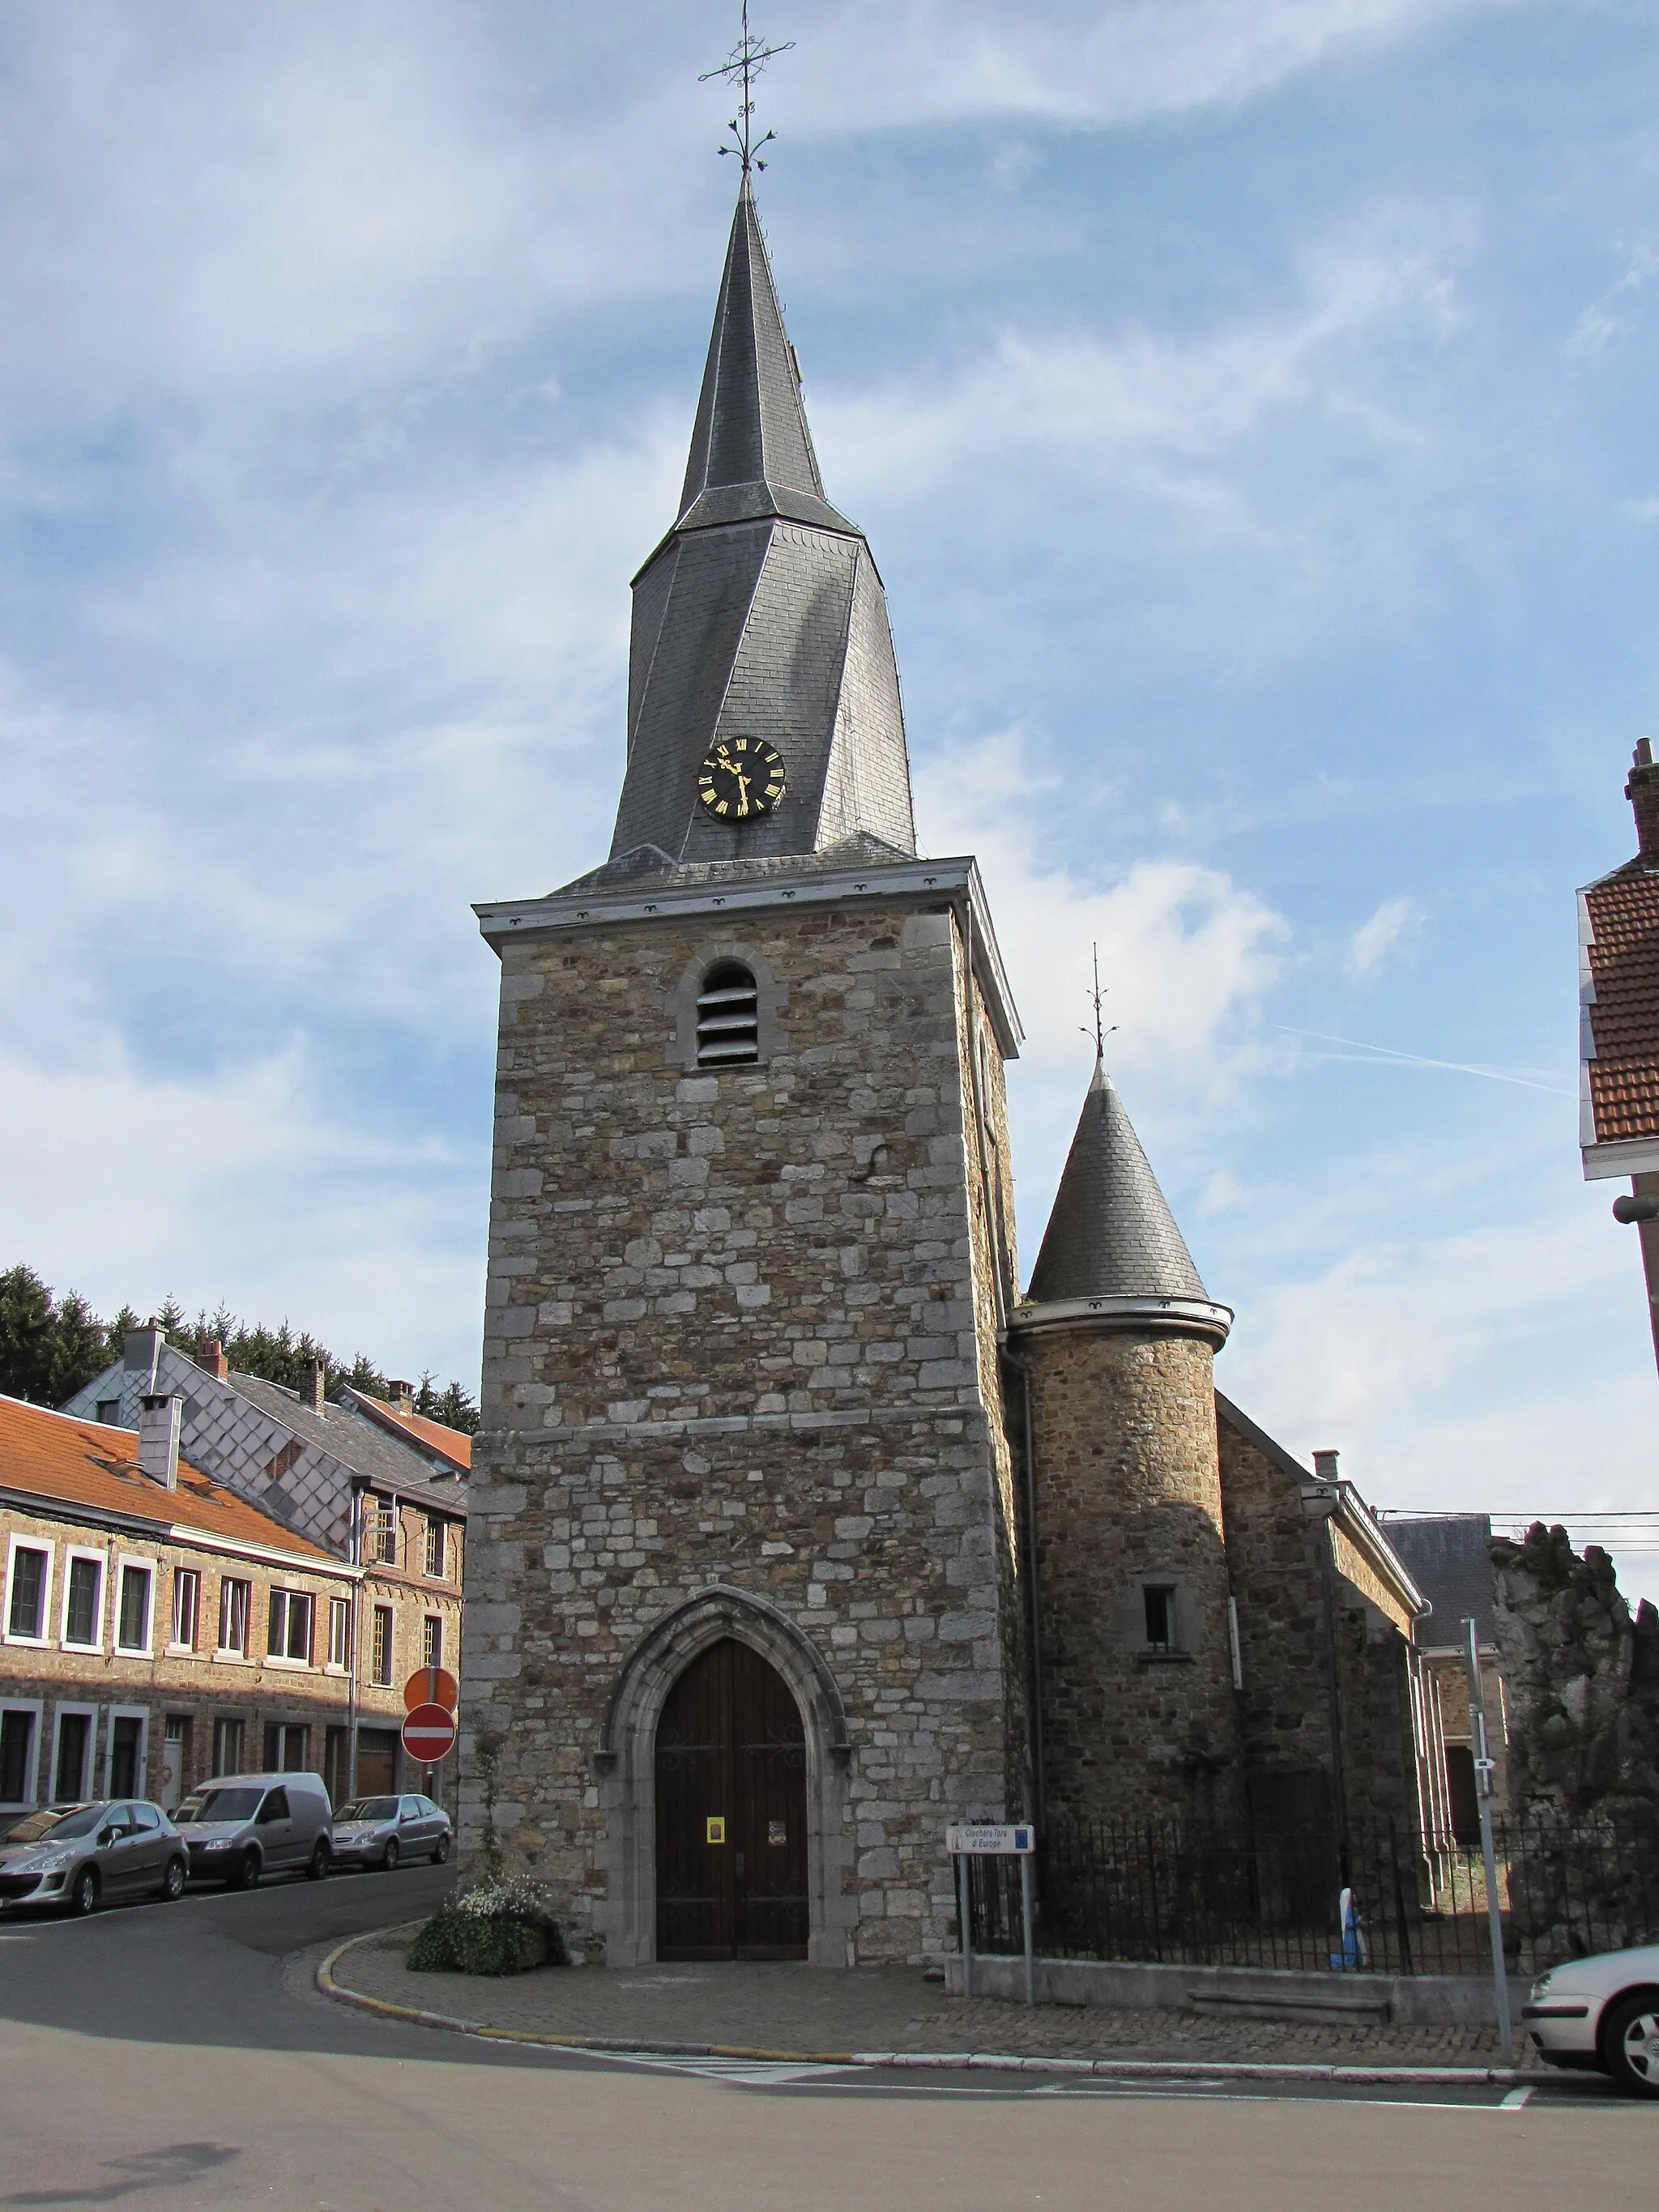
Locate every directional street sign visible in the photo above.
<box><xmin>945</xmin><ymin>1822</ymin><xmax>1035</xmax><ymax>1855</ymax></box>
<box><xmin>401</xmin><ymin>1702</ymin><xmax>458</xmax><ymax>1766</ymax></box>
<box><xmin>403</xmin><ymin>1665</ymin><xmax>458</xmax><ymax>1713</ymax></box>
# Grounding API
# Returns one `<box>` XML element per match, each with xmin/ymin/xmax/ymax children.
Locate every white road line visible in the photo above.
<box><xmin>1500</xmin><ymin>2086</ymin><xmax>1533</xmax><ymax>2109</ymax></box>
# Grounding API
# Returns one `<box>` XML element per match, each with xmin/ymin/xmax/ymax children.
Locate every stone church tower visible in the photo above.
<box><xmin>463</xmin><ymin>177</ymin><xmax>1436</xmax><ymax>1967</ymax></box>
<box><xmin>466</xmin><ymin>182</ymin><xmax>1028</xmax><ymax>1967</ymax></box>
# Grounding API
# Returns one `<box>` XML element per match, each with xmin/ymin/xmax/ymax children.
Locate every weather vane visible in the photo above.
<box><xmin>1081</xmin><ymin>944</ymin><xmax>1116</xmax><ymax>1061</ymax></box>
<box><xmin>701</xmin><ymin>1</ymin><xmax>794</xmax><ymax>175</ymax></box>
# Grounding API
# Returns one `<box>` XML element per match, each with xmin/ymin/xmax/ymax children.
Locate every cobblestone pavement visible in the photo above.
<box><xmin>333</xmin><ymin>1931</ymin><xmax>1509</xmax><ymax>2066</ymax></box>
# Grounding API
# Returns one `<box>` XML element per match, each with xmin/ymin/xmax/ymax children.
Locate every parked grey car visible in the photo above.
<box><xmin>174</xmin><ymin>1771</ymin><xmax>333</xmax><ymax>1888</ymax></box>
<box><xmin>0</xmin><ymin>1801</ymin><xmax>188</xmax><ymax>1915</ymax></box>
<box><xmin>331</xmin><ymin>1793</ymin><xmax>451</xmax><ymax>1870</ymax></box>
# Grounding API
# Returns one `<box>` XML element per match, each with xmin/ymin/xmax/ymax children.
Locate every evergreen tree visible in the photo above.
<box><xmin>47</xmin><ymin>1292</ymin><xmax>114</xmax><ymax>1403</ymax></box>
<box><xmin>0</xmin><ymin>1266</ymin><xmax>55</xmax><ymax>1401</ymax></box>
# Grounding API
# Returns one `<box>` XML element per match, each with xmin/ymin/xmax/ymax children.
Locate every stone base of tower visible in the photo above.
<box><xmin>1012</xmin><ymin>1319</ymin><xmax>1244</xmax><ymax>1828</ymax></box>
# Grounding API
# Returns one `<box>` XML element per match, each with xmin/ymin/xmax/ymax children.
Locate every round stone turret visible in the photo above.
<box><xmin>1010</xmin><ymin>1056</ymin><xmax>1243</xmax><ymax>1826</ymax></box>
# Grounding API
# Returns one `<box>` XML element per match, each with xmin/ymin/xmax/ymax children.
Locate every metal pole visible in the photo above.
<box><xmin>1463</xmin><ymin>1617</ymin><xmax>1513</xmax><ymax>2063</ymax></box>
<box><xmin>1020</xmin><ymin>1852</ymin><xmax>1034</xmax><ymax>2005</ymax></box>
<box><xmin>955</xmin><ymin>1852</ymin><xmax>972</xmax><ymax>2000</ymax></box>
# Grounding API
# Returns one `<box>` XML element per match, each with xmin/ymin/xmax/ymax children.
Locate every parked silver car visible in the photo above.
<box><xmin>0</xmin><ymin>1801</ymin><xmax>188</xmax><ymax>1915</ymax></box>
<box><xmin>174</xmin><ymin>1771</ymin><xmax>333</xmax><ymax>1887</ymax></box>
<box><xmin>1526</xmin><ymin>1942</ymin><xmax>1659</xmax><ymax>2095</ymax></box>
<box><xmin>330</xmin><ymin>1793</ymin><xmax>451</xmax><ymax>1871</ymax></box>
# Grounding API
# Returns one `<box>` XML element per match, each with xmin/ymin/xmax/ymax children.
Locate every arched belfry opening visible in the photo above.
<box><xmin>591</xmin><ymin>1585</ymin><xmax>854</xmax><ymax>1967</ymax></box>
<box><xmin>655</xmin><ymin>1638</ymin><xmax>808</xmax><ymax>1959</ymax></box>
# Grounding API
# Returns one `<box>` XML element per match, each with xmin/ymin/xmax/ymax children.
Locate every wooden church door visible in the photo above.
<box><xmin>655</xmin><ymin>1637</ymin><xmax>809</xmax><ymax>1961</ymax></box>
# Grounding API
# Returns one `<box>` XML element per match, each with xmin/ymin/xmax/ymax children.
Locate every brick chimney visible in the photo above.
<box><xmin>389</xmin><ymin>1379</ymin><xmax>415</xmax><ymax>1415</ymax></box>
<box><xmin>137</xmin><ymin>1394</ymin><xmax>181</xmax><ymax>1490</ymax></box>
<box><xmin>194</xmin><ymin>1339</ymin><xmax>229</xmax><ymax>1383</ymax></box>
<box><xmin>1627</xmin><ymin>738</ymin><xmax>1659</xmax><ymax>864</ymax></box>
<box><xmin>300</xmin><ymin>1356</ymin><xmax>326</xmax><ymax>1414</ymax></box>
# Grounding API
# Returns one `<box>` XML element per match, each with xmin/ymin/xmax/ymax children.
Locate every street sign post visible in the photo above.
<box><xmin>947</xmin><ymin>1824</ymin><xmax>1037</xmax><ymax>2004</ymax></box>
<box><xmin>403</xmin><ymin>1665</ymin><xmax>458</xmax><ymax>1713</ymax></box>
<box><xmin>401</xmin><ymin>1703</ymin><xmax>458</xmax><ymax>1767</ymax></box>
<box><xmin>1462</xmin><ymin>1618</ymin><xmax>1515</xmax><ymax>2063</ymax></box>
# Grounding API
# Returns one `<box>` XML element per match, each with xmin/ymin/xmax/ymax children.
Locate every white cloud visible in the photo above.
<box><xmin>0</xmin><ymin>1030</ymin><xmax>487</xmax><ymax>1382</ymax></box>
<box><xmin>795</xmin><ymin>0</ymin><xmax>1511</xmax><ymax>132</ymax></box>
<box><xmin>1218</xmin><ymin>1199</ymin><xmax>1659</xmax><ymax>1605</ymax></box>
<box><xmin>1346</xmin><ymin>893</ymin><xmax>1424</xmax><ymax>978</ymax></box>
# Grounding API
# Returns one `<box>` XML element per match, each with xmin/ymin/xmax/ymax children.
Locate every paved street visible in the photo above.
<box><xmin>0</xmin><ymin>1869</ymin><xmax>1653</xmax><ymax>2212</ymax></box>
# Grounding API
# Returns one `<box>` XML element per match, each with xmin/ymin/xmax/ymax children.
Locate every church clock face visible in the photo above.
<box><xmin>697</xmin><ymin>736</ymin><xmax>786</xmax><ymax>822</ymax></box>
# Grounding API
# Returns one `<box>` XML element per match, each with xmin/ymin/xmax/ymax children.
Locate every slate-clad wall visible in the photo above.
<box><xmin>1020</xmin><ymin>1328</ymin><xmax>1242</xmax><ymax>1826</ymax></box>
<box><xmin>464</xmin><ymin>891</ymin><xmax>1020</xmax><ymax>1963</ymax></box>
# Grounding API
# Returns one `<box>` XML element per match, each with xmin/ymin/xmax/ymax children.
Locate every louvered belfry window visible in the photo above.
<box><xmin>696</xmin><ymin>961</ymin><xmax>760</xmax><ymax>1066</ymax></box>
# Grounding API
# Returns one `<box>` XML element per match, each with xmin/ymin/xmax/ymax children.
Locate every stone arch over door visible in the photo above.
<box><xmin>592</xmin><ymin>1585</ymin><xmax>853</xmax><ymax>1967</ymax></box>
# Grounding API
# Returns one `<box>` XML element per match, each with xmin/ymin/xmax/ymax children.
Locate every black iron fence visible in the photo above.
<box><xmin>964</xmin><ymin>1810</ymin><xmax>1659</xmax><ymax>1978</ymax></box>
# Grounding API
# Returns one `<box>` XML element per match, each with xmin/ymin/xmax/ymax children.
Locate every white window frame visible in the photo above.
<box><xmin>169</xmin><ymin>1566</ymin><xmax>201</xmax><ymax>1653</ymax></box>
<box><xmin>216</xmin><ymin>1575</ymin><xmax>252</xmax><ymax>1660</ymax></box>
<box><xmin>50</xmin><ymin>1701</ymin><xmax>98</xmax><ymax>1802</ymax></box>
<box><xmin>0</xmin><ymin>1698</ymin><xmax>45</xmax><ymax>1810</ymax></box>
<box><xmin>422</xmin><ymin>1614</ymin><xmax>443</xmax><ymax>1671</ymax></box>
<box><xmin>266</xmin><ymin>1588</ymin><xmax>314</xmax><ymax>1669</ymax></box>
<box><xmin>373</xmin><ymin>1503</ymin><xmax>399</xmax><ymax>1566</ymax></box>
<box><xmin>3</xmin><ymin>1534</ymin><xmax>55</xmax><ymax>1648</ymax></box>
<box><xmin>104</xmin><ymin>1705</ymin><xmax>150</xmax><ymax>1798</ymax></box>
<box><xmin>113</xmin><ymin>1555</ymin><xmax>156</xmax><ymax>1657</ymax></box>
<box><xmin>58</xmin><ymin>1547</ymin><xmax>107</xmax><ymax>1654</ymax></box>
<box><xmin>326</xmin><ymin>1596</ymin><xmax>351</xmax><ymax>1672</ymax></box>
<box><xmin>211</xmin><ymin>1714</ymin><xmax>247</xmax><ymax>1776</ymax></box>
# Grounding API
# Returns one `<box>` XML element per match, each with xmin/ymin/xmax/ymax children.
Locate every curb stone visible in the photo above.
<box><xmin>316</xmin><ymin>1925</ymin><xmax>1580</xmax><ymax>2090</ymax></box>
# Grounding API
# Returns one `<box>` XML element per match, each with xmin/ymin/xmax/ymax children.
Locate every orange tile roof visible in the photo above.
<box><xmin>0</xmin><ymin>1393</ymin><xmax>337</xmax><ymax>1562</ymax></box>
<box><xmin>358</xmin><ymin>1397</ymin><xmax>471</xmax><ymax>1472</ymax></box>
<box><xmin>1583</xmin><ymin>860</ymin><xmax>1659</xmax><ymax>1144</ymax></box>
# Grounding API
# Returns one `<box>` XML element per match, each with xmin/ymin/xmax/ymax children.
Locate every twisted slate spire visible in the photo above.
<box><xmin>1027</xmin><ymin>1056</ymin><xmax>1214</xmax><ymax>1308</ymax></box>
<box><xmin>607</xmin><ymin>181</ymin><xmax>916</xmax><ymax>870</ymax></box>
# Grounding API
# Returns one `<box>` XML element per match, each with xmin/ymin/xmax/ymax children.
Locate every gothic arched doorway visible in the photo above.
<box><xmin>655</xmin><ymin>1636</ymin><xmax>809</xmax><ymax>1960</ymax></box>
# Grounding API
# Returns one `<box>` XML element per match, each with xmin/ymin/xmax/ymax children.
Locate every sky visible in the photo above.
<box><xmin>2</xmin><ymin>0</ymin><xmax>1657</xmax><ymax>1602</ymax></box>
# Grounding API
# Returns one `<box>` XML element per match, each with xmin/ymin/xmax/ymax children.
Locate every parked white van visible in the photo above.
<box><xmin>175</xmin><ymin>1772</ymin><xmax>334</xmax><ymax>1888</ymax></box>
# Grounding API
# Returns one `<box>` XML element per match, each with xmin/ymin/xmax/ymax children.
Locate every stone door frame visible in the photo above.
<box><xmin>592</xmin><ymin>1584</ymin><xmax>854</xmax><ymax>1967</ymax></box>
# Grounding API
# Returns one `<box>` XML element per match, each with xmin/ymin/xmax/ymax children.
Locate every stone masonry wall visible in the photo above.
<box><xmin>463</xmin><ymin>891</ymin><xmax>1020</xmax><ymax>1963</ymax></box>
<box><xmin>1019</xmin><ymin>1328</ymin><xmax>1240</xmax><ymax>1826</ymax></box>
<box><xmin>1214</xmin><ymin>1416</ymin><xmax>1336</xmax><ymax>1808</ymax></box>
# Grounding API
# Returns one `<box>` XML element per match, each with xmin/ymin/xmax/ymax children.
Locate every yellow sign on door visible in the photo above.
<box><xmin>706</xmin><ymin>1816</ymin><xmax>726</xmax><ymax>1844</ymax></box>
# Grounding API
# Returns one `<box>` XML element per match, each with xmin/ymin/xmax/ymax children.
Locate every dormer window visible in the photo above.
<box><xmin>696</xmin><ymin>962</ymin><xmax>760</xmax><ymax>1067</ymax></box>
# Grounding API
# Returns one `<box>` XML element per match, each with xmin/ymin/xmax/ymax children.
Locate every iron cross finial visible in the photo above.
<box><xmin>1081</xmin><ymin>943</ymin><xmax>1115</xmax><ymax>1061</ymax></box>
<box><xmin>700</xmin><ymin>1</ymin><xmax>795</xmax><ymax>175</ymax></box>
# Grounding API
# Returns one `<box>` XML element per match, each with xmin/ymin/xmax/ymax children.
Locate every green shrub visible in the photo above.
<box><xmin>406</xmin><ymin>1875</ymin><xmax>567</xmax><ymax>1978</ymax></box>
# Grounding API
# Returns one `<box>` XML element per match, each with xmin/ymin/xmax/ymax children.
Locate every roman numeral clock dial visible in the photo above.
<box><xmin>697</xmin><ymin>737</ymin><xmax>787</xmax><ymax>821</ymax></box>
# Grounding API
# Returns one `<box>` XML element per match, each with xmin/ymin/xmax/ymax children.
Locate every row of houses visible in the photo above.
<box><xmin>1</xmin><ymin>1323</ymin><xmax>469</xmax><ymax>1819</ymax></box>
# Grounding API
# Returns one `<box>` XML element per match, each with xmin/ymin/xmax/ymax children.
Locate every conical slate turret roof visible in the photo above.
<box><xmin>1026</xmin><ymin>1056</ymin><xmax>1213</xmax><ymax>1308</ymax></box>
<box><xmin>606</xmin><ymin>181</ymin><xmax>916</xmax><ymax>872</ymax></box>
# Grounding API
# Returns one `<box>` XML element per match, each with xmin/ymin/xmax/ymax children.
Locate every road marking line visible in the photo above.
<box><xmin>1500</xmin><ymin>2086</ymin><xmax>1533</xmax><ymax>2108</ymax></box>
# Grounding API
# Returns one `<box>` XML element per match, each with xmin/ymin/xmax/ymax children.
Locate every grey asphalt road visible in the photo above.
<box><xmin>0</xmin><ymin>1866</ymin><xmax>1651</xmax><ymax>2212</ymax></box>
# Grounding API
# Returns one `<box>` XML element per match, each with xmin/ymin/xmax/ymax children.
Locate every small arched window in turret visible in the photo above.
<box><xmin>696</xmin><ymin>961</ymin><xmax>760</xmax><ymax>1067</ymax></box>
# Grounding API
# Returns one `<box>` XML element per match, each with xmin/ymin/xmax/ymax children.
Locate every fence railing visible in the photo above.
<box><xmin>963</xmin><ymin>1810</ymin><xmax>1659</xmax><ymax>1978</ymax></box>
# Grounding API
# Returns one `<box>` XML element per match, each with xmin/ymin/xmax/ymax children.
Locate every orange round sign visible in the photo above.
<box><xmin>403</xmin><ymin>1666</ymin><xmax>458</xmax><ymax>1713</ymax></box>
<box><xmin>401</xmin><ymin>1703</ymin><xmax>457</xmax><ymax>1765</ymax></box>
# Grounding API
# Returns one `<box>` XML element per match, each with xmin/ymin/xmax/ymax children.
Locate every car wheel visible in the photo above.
<box><xmin>382</xmin><ymin>1838</ymin><xmax>399</xmax><ymax>1873</ymax></box>
<box><xmin>1603</xmin><ymin>1991</ymin><xmax>1659</xmax><ymax>2097</ymax></box>
<box><xmin>158</xmin><ymin>1856</ymin><xmax>186</xmax><ymax>1903</ymax></box>
<box><xmin>231</xmin><ymin>1849</ymin><xmax>260</xmax><ymax>1892</ymax></box>
<box><xmin>70</xmin><ymin>1867</ymin><xmax>99</xmax><ymax>1916</ymax></box>
<box><xmin>431</xmin><ymin>1833</ymin><xmax>450</xmax><ymax>1865</ymax></box>
<box><xmin>306</xmin><ymin>1840</ymin><xmax>331</xmax><ymax>1882</ymax></box>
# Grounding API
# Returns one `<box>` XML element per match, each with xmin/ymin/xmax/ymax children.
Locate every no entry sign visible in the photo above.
<box><xmin>401</xmin><ymin>1702</ymin><xmax>458</xmax><ymax>1765</ymax></box>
